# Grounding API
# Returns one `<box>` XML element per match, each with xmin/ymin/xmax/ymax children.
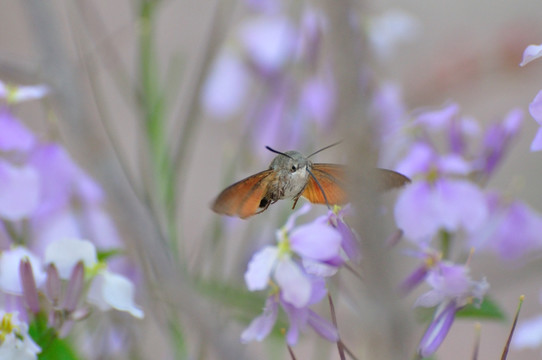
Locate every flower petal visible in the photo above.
<box><xmin>0</xmin><ymin>161</ymin><xmax>40</xmax><ymax>221</ymax></box>
<box><xmin>244</xmin><ymin>246</ymin><xmax>278</xmax><ymax>291</ymax></box>
<box><xmin>520</xmin><ymin>44</ymin><xmax>542</xmax><ymax>66</ymax></box>
<box><xmin>529</xmin><ymin>90</ymin><xmax>542</xmax><ymax>125</ymax></box>
<box><xmin>87</xmin><ymin>272</ymin><xmax>144</xmax><ymax>319</ymax></box>
<box><xmin>290</xmin><ymin>222</ymin><xmax>341</xmax><ymax>261</ymax></box>
<box><xmin>240</xmin><ymin>297</ymin><xmax>279</xmax><ymax>343</ymax></box>
<box><xmin>274</xmin><ymin>257</ymin><xmax>311</xmax><ymax>308</ymax></box>
<box><xmin>44</xmin><ymin>238</ymin><xmax>97</xmax><ymax>279</ymax></box>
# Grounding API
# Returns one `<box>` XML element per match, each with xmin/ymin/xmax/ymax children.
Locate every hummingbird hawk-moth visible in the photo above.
<box><xmin>212</xmin><ymin>143</ymin><xmax>410</xmax><ymax>219</ymax></box>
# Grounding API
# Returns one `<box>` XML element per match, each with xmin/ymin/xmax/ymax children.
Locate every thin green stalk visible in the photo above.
<box><xmin>138</xmin><ymin>0</ymin><xmax>179</xmax><ymax>260</ymax></box>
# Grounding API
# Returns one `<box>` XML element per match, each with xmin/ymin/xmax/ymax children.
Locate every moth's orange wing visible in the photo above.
<box><xmin>302</xmin><ymin>164</ymin><xmax>410</xmax><ymax>205</ymax></box>
<box><xmin>212</xmin><ymin>170</ymin><xmax>274</xmax><ymax>219</ymax></box>
<box><xmin>302</xmin><ymin>164</ymin><xmax>348</xmax><ymax>205</ymax></box>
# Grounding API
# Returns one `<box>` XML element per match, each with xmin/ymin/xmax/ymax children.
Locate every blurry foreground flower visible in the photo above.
<box><xmin>0</xmin><ymin>312</ymin><xmax>41</xmax><ymax>360</ymax></box>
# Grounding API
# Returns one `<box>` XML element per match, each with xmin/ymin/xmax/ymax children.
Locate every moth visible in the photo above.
<box><xmin>212</xmin><ymin>143</ymin><xmax>410</xmax><ymax>219</ymax></box>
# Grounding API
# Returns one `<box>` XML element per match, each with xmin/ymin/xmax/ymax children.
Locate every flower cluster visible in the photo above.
<box><xmin>0</xmin><ymin>81</ymin><xmax>143</xmax><ymax>358</ymax></box>
<box><xmin>241</xmin><ymin>203</ymin><xmax>358</xmax><ymax>345</ymax></box>
<box><xmin>369</xmin><ymin>78</ymin><xmax>542</xmax><ymax>356</ymax></box>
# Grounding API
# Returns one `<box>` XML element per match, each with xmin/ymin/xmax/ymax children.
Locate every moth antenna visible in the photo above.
<box><xmin>266</xmin><ymin>146</ymin><xmax>294</xmax><ymax>159</ymax></box>
<box><xmin>307</xmin><ymin>140</ymin><xmax>343</xmax><ymax>158</ymax></box>
<box><xmin>307</xmin><ymin>168</ymin><xmax>331</xmax><ymax>209</ymax></box>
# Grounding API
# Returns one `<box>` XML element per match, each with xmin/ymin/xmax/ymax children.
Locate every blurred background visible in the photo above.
<box><xmin>1</xmin><ymin>0</ymin><xmax>542</xmax><ymax>359</ymax></box>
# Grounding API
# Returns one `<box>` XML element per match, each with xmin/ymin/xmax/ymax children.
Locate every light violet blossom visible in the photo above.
<box><xmin>416</xmin><ymin>262</ymin><xmax>489</xmax><ymax>357</ymax></box>
<box><xmin>468</xmin><ymin>191</ymin><xmax>542</xmax><ymax>261</ymax></box>
<box><xmin>244</xmin><ymin>204</ymin><xmax>341</xmax><ymax>308</ymax></box>
<box><xmin>241</xmin><ymin>275</ymin><xmax>338</xmax><ymax>345</ymax></box>
<box><xmin>394</xmin><ymin>143</ymin><xmax>488</xmax><ymax>241</ymax></box>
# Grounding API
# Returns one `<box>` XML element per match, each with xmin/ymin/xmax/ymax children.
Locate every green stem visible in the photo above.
<box><xmin>439</xmin><ymin>230</ymin><xmax>451</xmax><ymax>259</ymax></box>
<box><xmin>138</xmin><ymin>0</ymin><xmax>179</xmax><ymax>261</ymax></box>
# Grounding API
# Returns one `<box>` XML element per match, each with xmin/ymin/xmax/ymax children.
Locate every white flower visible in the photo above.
<box><xmin>87</xmin><ymin>272</ymin><xmax>144</xmax><ymax>319</ymax></box>
<box><xmin>0</xmin><ymin>312</ymin><xmax>41</xmax><ymax>360</ymax></box>
<box><xmin>0</xmin><ymin>247</ymin><xmax>45</xmax><ymax>295</ymax></box>
<box><xmin>44</xmin><ymin>238</ymin><xmax>97</xmax><ymax>279</ymax></box>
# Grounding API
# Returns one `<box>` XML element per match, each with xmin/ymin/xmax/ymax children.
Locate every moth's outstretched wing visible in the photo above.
<box><xmin>302</xmin><ymin>164</ymin><xmax>410</xmax><ymax>205</ymax></box>
<box><xmin>376</xmin><ymin>168</ymin><xmax>411</xmax><ymax>190</ymax></box>
<box><xmin>212</xmin><ymin>170</ymin><xmax>274</xmax><ymax>219</ymax></box>
<box><xmin>302</xmin><ymin>164</ymin><xmax>348</xmax><ymax>205</ymax></box>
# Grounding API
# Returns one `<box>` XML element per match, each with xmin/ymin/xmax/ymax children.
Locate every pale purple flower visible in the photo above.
<box><xmin>241</xmin><ymin>296</ymin><xmax>279</xmax><ymax>343</ymax></box>
<box><xmin>239</xmin><ymin>15</ymin><xmax>297</xmax><ymax>75</ymax></box>
<box><xmin>512</xmin><ymin>314</ymin><xmax>542</xmax><ymax>350</ymax></box>
<box><xmin>474</xmin><ymin>108</ymin><xmax>523</xmax><ymax>175</ymax></box>
<box><xmin>0</xmin><ymin>108</ymin><xmax>35</xmax><ymax>152</ymax></box>
<box><xmin>468</xmin><ymin>192</ymin><xmax>542</xmax><ymax>260</ymax></box>
<box><xmin>299</xmin><ymin>76</ymin><xmax>335</xmax><ymax>128</ymax></box>
<box><xmin>244</xmin><ymin>204</ymin><xmax>341</xmax><ymax>308</ymax></box>
<box><xmin>520</xmin><ymin>44</ymin><xmax>542</xmax><ymax>66</ymax></box>
<box><xmin>0</xmin><ymin>160</ymin><xmax>40</xmax><ymax>222</ymax></box>
<box><xmin>241</xmin><ymin>276</ymin><xmax>337</xmax><ymax>345</ymax></box>
<box><xmin>316</xmin><ymin>205</ymin><xmax>360</xmax><ymax>263</ymax></box>
<box><xmin>415</xmin><ymin>262</ymin><xmax>489</xmax><ymax>357</ymax></box>
<box><xmin>528</xmin><ymin>90</ymin><xmax>542</xmax><ymax>151</ymax></box>
<box><xmin>201</xmin><ymin>51</ymin><xmax>251</xmax><ymax>118</ymax></box>
<box><xmin>394</xmin><ymin>143</ymin><xmax>487</xmax><ymax>241</ymax></box>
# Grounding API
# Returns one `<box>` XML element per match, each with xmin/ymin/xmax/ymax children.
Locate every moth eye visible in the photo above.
<box><xmin>291</xmin><ymin>165</ymin><xmax>297</xmax><ymax>172</ymax></box>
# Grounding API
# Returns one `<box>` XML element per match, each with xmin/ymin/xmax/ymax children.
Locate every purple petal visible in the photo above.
<box><xmin>520</xmin><ymin>44</ymin><xmax>542</xmax><ymax>66</ymax></box>
<box><xmin>201</xmin><ymin>51</ymin><xmax>250</xmax><ymax>118</ymax></box>
<box><xmin>289</xmin><ymin>222</ymin><xmax>341</xmax><ymax>261</ymax></box>
<box><xmin>395</xmin><ymin>143</ymin><xmax>433</xmax><ymax>177</ymax></box>
<box><xmin>299</xmin><ymin>77</ymin><xmax>335</xmax><ymax>128</ymax></box>
<box><xmin>241</xmin><ymin>297</ymin><xmax>279</xmax><ymax>343</ymax></box>
<box><xmin>399</xmin><ymin>264</ymin><xmax>428</xmax><ymax>295</ymax></box>
<box><xmin>274</xmin><ymin>257</ymin><xmax>311</xmax><ymax>308</ymax></box>
<box><xmin>529</xmin><ymin>90</ymin><xmax>542</xmax><ymax>125</ymax></box>
<box><xmin>0</xmin><ymin>108</ymin><xmax>35</xmax><ymax>152</ymax></box>
<box><xmin>281</xmin><ymin>300</ymin><xmax>309</xmax><ymax>345</ymax></box>
<box><xmin>415</xmin><ymin>103</ymin><xmax>459</xmax><ymax>132</ymax></box>
<box><xmin>336</xmin><ymin>219</ymin><xmax>361</xmax><ymax>262</ymax></box>
<box><xmin>244</xmin><ymin>246</ymin><xmax>278</xmax><ymax>291</ymax></box>
<box><xmin>283</xmin><ymin>203</ymin><xmax>311</xmax><ymax>232</ymax></box>
<box><xmin>307</xmin><ymin>310</ymin><xmax>339</xmax><ymax>342</ymax></box>
<box><xmin>239</xmin><ymin>16</ymin><xmax>296</xmax><ymax>73</ymax></box>
<box><xmin>0</xmin><ymin>161</ymin><xmax>39</xmax><ymax>221</ymax></box>
<box><xmin>435</xmin><ymin>179</ymin><xmax>488</xmax><ymax>234</ymax></box>
<box><xmin>531</xmin><ymin>127</ymin><xmax>542</xmax><ymax>152</ymax></box>
<box><xmin>19</xmin><ymin>259</ymin><xmax>40</xmax><ymax>313</ymax></box>
<box><xmin>302</xmin><ymin>258</ymin><xmax>338</xmax><ymax>277</ymax></box>
<box><xmin>511</xmin><ymin>314</ymin><xmax>542</xmax><ymax>349</ymax></box>
<box><xmin>418</xmin><ymin>301</ymin><xmax>457</xmax><ymax>357</ymax></box>
<box><xmin>394</xmin><ymin>181</ymin><xmax>441</xmax><ymax>240</ymax></box>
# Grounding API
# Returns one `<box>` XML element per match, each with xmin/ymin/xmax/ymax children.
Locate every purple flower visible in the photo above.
<box><xmin>0</xmin><ymin>160</ymin><xmax>40</xmax><ymax>221</ymax></box>
<box><xmin>244</xmin><ymin>204</ymin><xmax>341</xmax><ymax>308</ymax></box>
<box><xmin>415</xmin><ymin>262</ymin><xmax>489</xmax><ymax>357</ymax></box>
<box><xmin>201</xmin><ymin>51</ymin><xmax>251</xmax><ymax>118</ymax></box>
<box><xmin>512</xmin><ymin>314</ymin><xmax>542</xmax><ymax>350</ymax></box>
<box><xmin>0</xmin><ymin>108</ymin><xmax>35</xmax><ymax>153</ymax></box>
<box><xmin>528</xmin><ymin>90</ymin><xmax>542</xmax><ymax>151</ymax></box>
<box><xmin>473</xmin><ymin>108</ymin><xmax>523</xmax><ymax>176</ymax></box>
<box><xmin>520</xmin><ymin>43</ymin><xmax>542</xmax><ymax>66</ymax></box>
<box><xmin>241</xmin><ymin>276</ymin><xmax>338</xmax><ymax>345</ymax></box>
<box><xmin>239</xmin><ymin>15</ymin><xmax>297</xmax><ymax>75</ymax></box>
<box><xmin>394</xmin><ymin>143</ymin><xmax>487</xmax><ymax>241</ymax></box>
<box><xmin>468</xmin><ymin>191</ymin><xmax>542</xmax><ymax>260</ymax></box>
<box><xmin>316</xmin><ymin>205</ymin><xmax>360</xmax><ymax>263</ymax></box>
